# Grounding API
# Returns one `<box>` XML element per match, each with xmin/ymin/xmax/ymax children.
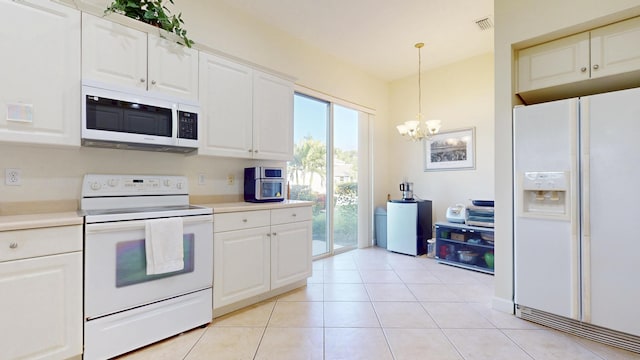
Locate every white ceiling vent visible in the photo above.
<box><xmin>475</xmin><ymin>16</ymin><xmax>493</xmax><ymax>31</ymax></box>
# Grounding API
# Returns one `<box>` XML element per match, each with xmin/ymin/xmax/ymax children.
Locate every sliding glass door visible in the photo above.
<box><xmin>288</xmin><ymin>94</ymin><xmax>330</xmax><ymax>256</ymax></box>
<box><xmin>332</xmin><ymin>105</ymin><xmax>359</xmax><ymax>251</ymax></box>
<box><xmin>288</xmin><ymin>93</ymin><xmax>368</xmax><ymax>257</ymax></box>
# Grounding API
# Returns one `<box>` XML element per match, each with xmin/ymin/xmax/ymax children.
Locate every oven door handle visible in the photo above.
<box><xmin>85</xmin><ymin>215</ymin><xmax>212</xmax><ymax>233</ymax></box>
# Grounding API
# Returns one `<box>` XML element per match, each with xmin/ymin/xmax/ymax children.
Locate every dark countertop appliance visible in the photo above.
<box><xmin>244</xmin><ymin>167</ymin><xmax>285</xmax><ymax>202</ymax></box>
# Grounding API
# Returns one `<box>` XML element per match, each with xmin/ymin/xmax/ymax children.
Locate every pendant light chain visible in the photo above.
<box><xmin>416</xmin><ymin>42</ymin><xmax>424</xmax><ymax>119</ymax></box>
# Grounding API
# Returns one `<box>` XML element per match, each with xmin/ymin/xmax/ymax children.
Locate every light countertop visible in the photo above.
<box><xmin>204</xmin><ymin>200</ymin><xmax>313</xmax><ymax>214</ymax></box>
<box><xmin>0</xmin><ymin>211</ymin><xmax>83</xmax><ymax>232</ymax></box>
<box><xmin>0</xmin><ymin>201</ymin><xmax>313</xmax><ymax>231</ymax></box>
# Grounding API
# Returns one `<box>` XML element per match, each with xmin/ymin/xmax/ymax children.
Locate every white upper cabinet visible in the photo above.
<box><xmin>82</xmin><ymin>13</ymin><xmax>198</xmax><ymax>100</ymax></box>
<box><xmin>517</xmin><ymin>33</ymin><xmax>590</xmax><ymax>93</ymax></box>
<box><xmin>82</xmin><ymin>13</ymin><xmax>147</xmax><ymax>89</ymax></box>
<box><xmin>147</xmin><ymin>34</ymin><xmax>199</xmax><ymax>100</ymax></box>
<box><xmin>253</xmin><ymin>71</ymin><xmax>294</xmax><ymax>161</ymax></box>
<box><xmin>199</xmin><ymin>52</ymin><xmax>294</xmax><ymax>160</ymax></box>
<box><xmin>199</xmin><ymin>53</ymin><xmax>254</xmax><ymax>157</ymax></box>
<box><xmin>0</xmin><ymin>0</ymin><xmax>81</xmax><ymax>147</ymax></box>
<box><xmin>518</xmin><ymin>16</ymin><xmax>640</xmax><ymax>97</ymax></box>
<box><xmin>590</xmin><ymin>17</ymin><xmax>640</xmax><ymax>79</ymax></box>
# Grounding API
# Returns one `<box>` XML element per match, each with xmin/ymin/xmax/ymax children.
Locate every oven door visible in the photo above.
<box><xmin>84</xmin><ymin>215</ymin><xmax>213</xmax><ymax>320</ymax></box>
<box><xmin>256</xmin><ymin>179</ymin><xmax>284</xmax><ymax>200</ymax></box>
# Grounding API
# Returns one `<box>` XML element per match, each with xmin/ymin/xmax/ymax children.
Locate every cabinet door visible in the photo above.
<box><xmin>0</xmin><ymin>252</ymin><xmax>82</xmax><ymax>359</ymax></box>
<box><xmin>147</xmin><ymin>33</ymin><xmax>199</xmax><ymax>100</ymax></box>
<box><xmin>252</xmin><ymin>71</ymin><xmax>294</xmax><ymax>160</ymax></box>
<box><xmin>0</xmin><ymin>0</ymin><xmax>80</xmax><ymax>147</ymax></box>
<box><xmin>199</xmin><ymin>53</ymin><xmax>254</xmax><ymax>158</ymax></box>
<box><xmin>590</xmin><ymin>17</ymin><xmax>640</xmax><ymax>79</ymax></box>
<box><xmin>82</xmin><ymin>13</ymin><xmax>147</xmax><ymax>89</ymax></box>
<box><xmin>214</xmin><ymin>227</ymin><xmax>270</xmax><ymax>308</ymax></box>
<box><xmin>271</xmin><ymin>221</ymin><xmax>312</xmax><ymax>289</ymax></box>
<box><xmin>517</xmin><ymin>32</ymin><xmax>590</xmax><ymax>93</ymax></box>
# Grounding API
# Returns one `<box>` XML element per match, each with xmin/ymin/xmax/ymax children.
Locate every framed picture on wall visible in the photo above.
<box><xmin>423</xmin><ymin>127</ymin><xmax>475</xmax><ymax>171</ymax></box>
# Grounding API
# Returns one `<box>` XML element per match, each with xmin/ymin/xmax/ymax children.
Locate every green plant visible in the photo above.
<box><xmin>105</xmin><ymin>0</ymin><xmax>194</xmax><ymax>47</ymax></box>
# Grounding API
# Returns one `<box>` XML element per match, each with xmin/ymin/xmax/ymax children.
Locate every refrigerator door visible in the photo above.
<box><xmin>387</xmin><ymin>201</ymin><xmax>417</xmax><ymax>255</ymax></box>
<box><xmin>581</xmin><ymin>87</ymin><xmax>640</xmax><ymax>336</ymax></box>
<box><xmin>513</xmin><ymin>98</ymin><xmax>581</xmax><ymax>320</ymax></box>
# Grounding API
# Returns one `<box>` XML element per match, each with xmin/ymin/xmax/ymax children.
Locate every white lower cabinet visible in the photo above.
<box><xmin>270</xmin><ymin>210</ymin><xmax>313</xmax><ymax>289</ymax></box>
<box><xmin>214</xmin><ymin>226</ymin><xmax>271</xmax><ymax>307</ymax></box>
<box><xmin>213</xmin><ymin>206</ymin><xmax>312</xmax><ymax>311</ymax></box>
<box><xmin>0</xmin><ymin>225</ymin><xmax>83</xmax><ymax>360</ymax></box>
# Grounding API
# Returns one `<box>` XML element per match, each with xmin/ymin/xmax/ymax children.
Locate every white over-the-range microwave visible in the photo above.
<box><xmin>81</xmin><ymin>80</ymin><xmax>200</xmax><ymax>153</ymax></box>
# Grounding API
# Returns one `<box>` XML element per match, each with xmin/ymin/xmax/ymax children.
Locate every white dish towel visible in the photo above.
<box><xmin>145</xmin><ymin>217</ymin><xmax>184</xmax><ymax>275</ymax></box>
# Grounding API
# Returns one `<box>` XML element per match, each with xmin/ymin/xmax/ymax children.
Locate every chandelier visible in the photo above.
<box><xmin>396</xmin><ymin>42</ymin><xmax>442</xmax><ymax>141</ymax></box>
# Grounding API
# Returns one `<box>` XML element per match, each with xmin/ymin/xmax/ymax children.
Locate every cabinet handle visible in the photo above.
<box><xmin>267</xmin><ymin>233</ymin><xmax>271</xmax><ymax>237</ymax></box>
<box><xmin>151</xmin><ymin>80</ymin><xmax>157</xmax><ymax>85</ymax></box>
<box><xmin>254</xmin><ymin>150</ymin><xmax>259</xmax><ymax>153</ymax></box>
<box><xmin>139</xmin><ymin>78</ymin><xmax>146</xmax><ymax>83</ymax></box>
<box><xmin>593</xmin><ymin>64</ymin><xmax>600</xmax><ymax>70</ymax></box>
<box><xmin>580</xmin><ymin>67</ymin><xmax>587</xmax><ymax>72</ymax></box>
<box><xmin>248</xmin><ymin>149</ymin><xmax>253</xmax><ymax>153</ymax></box>
<box><xmin>9</xmin><ymin>242</ymin><xmax>18</xmax><ymax>249</ymax></box>
<box><xmin>292</xmin><ymin>213</ymin><xmax>297</xmax><ymax>217</ymax></box>
<box><xmin>242</xmin><ymin>219</ymin><xmax>248</xmax><ymax>223</ymax></box>
<box><xmin>272</xmin><ymin>232</ymin><xmax>277</xmax><ymax>236</ymax></box>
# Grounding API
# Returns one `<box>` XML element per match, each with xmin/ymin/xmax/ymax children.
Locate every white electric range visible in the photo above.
<box><xmin>80</xmin><ymin>174</ymin><xmax>213</xmax><ymax>359</ymax></box>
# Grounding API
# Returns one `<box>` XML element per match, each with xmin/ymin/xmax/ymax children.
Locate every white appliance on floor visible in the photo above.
<box><xmin>386</xmin><ymin>200</ymin><xmax>432</xmax><ymax>256</ymax></box>
<box><xmin>513</xmin><ymin>87</ymin><xmax>640</xmax><ymax>353</ymax></box>
<box><xmin>81</xmin><ymin>174</ymin><xmax>213</xmax><ymax>359</ymax></box>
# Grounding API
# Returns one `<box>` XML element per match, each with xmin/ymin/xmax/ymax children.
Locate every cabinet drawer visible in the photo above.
<box><xmin>0</xmin><ymin>225</ymin><xmax>82</xmax><ymax>262</ymax></box>
<box><xmin>271</xmin><ymin>206</ymin><xmax>312</xmax><ymax>225</ymax></box>
<box><xmin>214</xmin><ymin>210</ymin><xmax>270</xmax><ymax>233</ymax></box>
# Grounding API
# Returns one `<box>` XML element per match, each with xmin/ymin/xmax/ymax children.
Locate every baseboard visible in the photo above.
<box><xmin>213</xmin><ymin>280</ymin><xmax>307</xmax><ymax>318</ymax></box>
<box><xmin>492</xmin><ymin>296</ymin><xmax>515</xmax><ymax>314</ymax></box>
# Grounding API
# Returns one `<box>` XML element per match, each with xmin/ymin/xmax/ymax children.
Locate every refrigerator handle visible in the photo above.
<box><xmin>580</xmin><ymin>98</ymin><xmax>591</xmax><ymax>323</ymax></box>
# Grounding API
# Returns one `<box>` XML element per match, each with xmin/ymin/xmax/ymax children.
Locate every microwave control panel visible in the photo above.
<box><xmin>178</xmin><ymin>111</ymin><xmax>198</xmax><ymax>140</ymax></box>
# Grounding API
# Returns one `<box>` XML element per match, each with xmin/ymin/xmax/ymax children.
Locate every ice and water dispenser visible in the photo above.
<box><xmin>518</xmin><ymin>171</ymin><xmax>570</xmax><ymax>219</ymax></box>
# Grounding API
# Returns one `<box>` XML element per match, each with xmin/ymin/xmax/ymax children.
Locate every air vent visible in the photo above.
<box><xmin>475</xmin><ymin>16</ymin><xmax>493</xmax><ymax>31</ymax></box>
<box><xmin>517</xmin><ymin>305</ymin><xmax>640</xmax><ymax>354</ymax></box>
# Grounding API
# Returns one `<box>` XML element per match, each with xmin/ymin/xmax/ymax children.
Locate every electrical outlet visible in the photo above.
<box><xmin>227</xmin><ymin>175</ymin><xmax>235</xmax><ymax>185</ymax></box>
<box><xmin>198</xmin><ymin>174</ymin><xmax>206</xmax><ymax>185</ymax></box>
<box><xmin>5</xmin><ymin>168</ymin><xmax>22</xmax><ymax>186</ymax></box>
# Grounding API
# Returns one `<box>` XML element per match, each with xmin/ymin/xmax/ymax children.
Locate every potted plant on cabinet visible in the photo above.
<box><xmin>105</xmin><ymin>0</ymin><xmax>194</xmax><ymax>47</ymax></box>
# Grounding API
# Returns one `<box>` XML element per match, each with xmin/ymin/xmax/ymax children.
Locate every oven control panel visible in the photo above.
<box><xmin>82</xmin><ymin>174</ymin><xmax>188</xmax><ymax>197</ymax></box>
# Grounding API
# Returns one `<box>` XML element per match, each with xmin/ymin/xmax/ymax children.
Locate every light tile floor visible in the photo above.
<box><xmin>118</xmin><ymin>247</ymin><xmax>640</xmax><ymax>360</ymax></box>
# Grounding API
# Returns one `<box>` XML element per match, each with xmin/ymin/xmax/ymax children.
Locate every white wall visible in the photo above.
<box><xmin>388</xmin><ymin>53</ymin><xmax>495</xmax><ymax>221</ymax></box>
<box><xmin>0</xmin><ymin>0</ymin><xmax>391</xmax><ymax>212</ymax></box>
<box><xmin>494</xmin><ymin>0</ymin><xmax>640</xmax><ymax>312</ymax></box>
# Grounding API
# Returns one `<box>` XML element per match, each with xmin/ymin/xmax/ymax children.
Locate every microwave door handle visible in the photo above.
<box><xmin>172</xmin><ymin>105</ymin><xmax>178</xmax><ymax>141</ymax></box>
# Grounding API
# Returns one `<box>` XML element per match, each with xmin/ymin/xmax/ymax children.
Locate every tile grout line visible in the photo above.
<box><xmin>497</xmin><ymin>328</ymin><xmax>541</xmax><ymax>360</ymax></box>
<box><xmin>179</xmin><ymin>325</ymin><xmax>209</xmax><ymax>360</ymax></box>
<box><xmin>251</xmin><ymin>303</ymin><xmax>276</xmax><ymax>360</ymax></box>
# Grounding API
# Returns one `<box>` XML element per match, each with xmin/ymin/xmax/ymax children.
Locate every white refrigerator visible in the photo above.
<box><xmin>514</xmin><ymin>87</ymin><xmax>640</xmax><ymax>348</ymax></box>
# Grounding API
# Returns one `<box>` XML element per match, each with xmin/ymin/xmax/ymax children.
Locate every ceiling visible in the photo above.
<box><xmin>218</xmin><ymin>0</ymin><xmax>494</xmax><ymax>81</ymax></box>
